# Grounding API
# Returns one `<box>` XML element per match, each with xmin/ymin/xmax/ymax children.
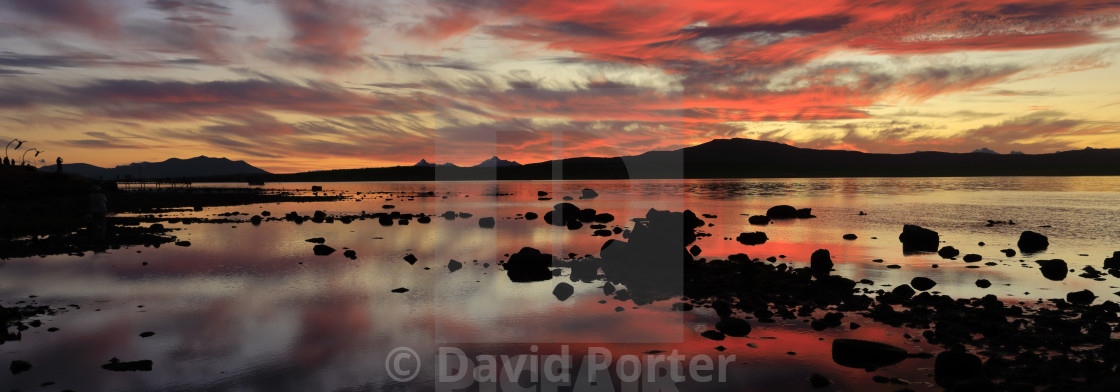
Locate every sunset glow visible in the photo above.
<box><xmin>2</xmin><ymin>0</ymin><xmax>1119</xmax><ymax>172</ymax></box>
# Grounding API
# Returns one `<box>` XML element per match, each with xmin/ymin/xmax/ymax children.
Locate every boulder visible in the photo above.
<box><xmin>1000</xmin><ymin>248</ymin><xmax>1016</xmax><ymax>257</ymax></box>
<box><xmin>312</xmin><ymin>244</ymin><xmax>335</xmax><ymax>256</ymax></box>
<box><xmin>403</xmin><ymin>254</ymin><xmax>418</xmax><ymax>265</ymax></box>
<box><xmin>796</xmin><ymin>208</ymin><xmax>815</xmax><ymax>218</ymax></box>
<box><xmin>715</xmin><ymin>317</ymin><xmax>751</xmax><ymax>337</ymax></box>
<box><xmin>689</xmin><ymin>245</ymin><xmax>702</xmax><ymax>256</ymax></box>
<box><xmin>892</xmin><ymin>284</ymin><xmax>916</xmax><ymax>299</ymax></box>
<box><xmin>1036</xmin><ymin>259</ymin><xmax>1068</xmax><ymax>281</ymax></box>
<box><xmin>447</xmin><ymin>259</ymin><xmax>463</xmax><ymax>273</ymax></box>
<box><xmin>934</xmin><ymin>351</ymin><xmax>986</xmax><ymax>388</ymax></box>
<box><xmin>579</xmin><ymin>188</ymin><xmax>599</xmax><ymax>200</ymax></box>
<box><xmin>975</xmin><ymin>279</ymin><xmax>992</xmax><ymax>289</ymax></box>
<box><xmin>1067</xmin><ymin>289</ymin><xmax>1097</xmax><ymax>305</ymax></box>
<box><xmin>842</xmin><ymin>234</ymin><xmax>857</xmax><ymax>240</ymax></box>
<box><xmin>478</xmin><ymin>217</ymin><xmax>496</xmax><ymax>228</ymax></box>
<box><xmin>101</xmin><ymin>358</ymin><xmax>153</xmax><ymax>372</ymax></box>
<box><xmin>524</xmin><ymin>212</ymin><xmax>538</xmax><ymax>220</ymax></box>
<box><xmin>766</xmin><ymin>205</ymin><xmax>799</xmax><ymax>219</ymax></box>
<box><xmin>343</xmin><ymin>250</ymin><xmax>356</xmax><ymax>259</ymax></box>
<box><xmin>1017</xmin><ymin>231</ymin><xmax>1049</xmax><ymax>253</ymax></box>
<box><xmin>910</xmin><ymin>277</ymin><xmax>937</xmax><ymax>291</ymax></box>
<box><xmin>736</xmin><ymin>232</ymin><xmax>768</xmax><ymax>245</ymax></box>
<box><xmin>9</xmin><ymin>360</ymin><xmax>31</xmax><ymax>374</ymax></box>
<box><xmin>552</xmin><ymin>282</ymin><xmax>575</xmax><ymax>301</ymax></box>
<box><xmin>810</xmin><ymin>249</ymin><xmax>833</xmax><ymax>276</ymax></box>
<box><xmin>899</xmin><ymin>225</ymin><xmax>939</xmax><ymax>253</ymax></box>
<box><xmin>831</xmin><ymin>339</ymin><xmax>909</xmax><ymax>370</ymax></box>
<box><xmin>962</xmin><ymin>254</ymin><xmax>982</xmax><ymax>263</ymax></box>
<box><xmin>938</xmin><ymin>246</ymin><xmax>960</xmax><ymax>259</ymax></box>
<box><xmin>505</xmin><ymin>247</ymin><xmax>553</xmax><ymax>282</ymax></box>
<box><xmin>747</xmin><ymin>215</ymin><xmax>770</xmax><ymax>225</ymax></box>
<box><xmin>1104</xmin><ymin>251</ymin><xmax>1120</xmax><ymax>270</ymax></box>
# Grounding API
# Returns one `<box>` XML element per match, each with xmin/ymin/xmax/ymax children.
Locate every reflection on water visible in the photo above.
<box><xmin>3</xmin><ymin>177</ymin><xmax>1120</xmax><ymax>391</ymax></box>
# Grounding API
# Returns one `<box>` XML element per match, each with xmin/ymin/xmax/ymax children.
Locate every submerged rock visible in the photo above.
<box><xmin>899</xmin><ymin>225</ymin><xmax>939</xmax><ymax>253</ymax></box>
<box><xmin>831</xmin><ymin>339</ymin><xmax>909</xmax><ymax>370</ymax></box>
<box><xmin>101</xmin><ymin>358</ymin><xmax>153</xmax><ymax>372</ymax></box>
<box><xmin>1017</xmin><ymin>231</ymin><xmax>1049</xmax><ymax>253</ymax></box>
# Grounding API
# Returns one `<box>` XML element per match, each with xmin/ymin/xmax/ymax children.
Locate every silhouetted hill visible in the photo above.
<box><xmin>473</xmin><ymin>156</ymin><xmax>521</xmax><ymax>167</ymax></box>
<box><xmin>263</xmin><ymin>138</ymin><xmax>1120</xmax><ymax>182</ymax></box>
<box><xmin>46</xmin><ymin>156</ymin><xmax>269</xmax><ymax>180</ymax></box>
<box><xmin>413</xmin><ymin>159</ymin><xmax>457</xmax><ymax>167</ymax></box>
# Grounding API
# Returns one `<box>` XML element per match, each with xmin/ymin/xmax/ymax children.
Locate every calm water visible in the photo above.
<box><xmin>3</xmin><ymin>177</ymin><xmax>1120</xmax><ymax>391</ymax></box>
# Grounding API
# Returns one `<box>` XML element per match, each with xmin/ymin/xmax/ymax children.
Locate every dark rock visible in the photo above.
<box><xmin>579</xmin><ymin>188</ymin><xmax>599</xmax><ymax>199</ymax></box>
<box><xmin>139</xmin><ymin>331</ymin><xmax>155</xmax><ymax>338</ymax></box>
<box><xmin>545</xmin><ymin>203</ymin><xmax>582</xmax><ymax>227</ymax></box>
<box><xmin>689</xmin><ymin>245</ymin><xmax>702</xmax><ymax>256</ymax></box>
<box><xmin>715</xmin><ymin>318</ymin><xmax>751</xmax><ymax>337</ymax></box>
<box><xmin>391</xmin><ymin>287</ymin><xmax>409</xmax><ymax>293</ymax></box>
<box><xmin>603</xmin><ymin>282</ymin><xmax>615</xmax><ymax>295</ymax></box>
<box><xmin>910</xmin><ymin>277</ymin><xmax>937</xmax><ymax>291</ymax></box>
<box><xmin>448</xmin><ymin>259</ymin><xmax>462</xmax><ymax>273</ymax></box>
<box><xmin>9</xmin><ymin>360</ymin><xmax>31</xmax><ymax>374</ymax></box>
<box><xmin>1067</xmin><ymin>289</ymin><xmax>1097</xmax><ymax>305</ymax></box>
<box><xmin>592</xmin><ymin>213</ymin><xmax>614</xmax><ymax>223</ymax></box>
<box><xmin>403</xmin><ymin>254</ymin><xmax>418</xmax><ymax>265</ymax></box>
<box><xmin>1001</xmin><ymin>248</ymin><xmax>1016</xmax><ymax>257</ymax></box>
<box><xmin>766</xmin><ymin>205</ymin><xmax>799</xmax><ymax>219</ymax></box>
<box><xmin>312</xmin><ymin>244</ymin><xmax>335</xmax><ymax>256</ymax></box>
<box><xmin>1104</xmin><ymin>251</ymin><xmax>1120</xmax><ymax>270</ymax></box>
<box><xmin>478</xmin><ymin>217</ymin><xmax>496</xmax><ymax>228</ymax></box>
<box><xmin>417</xmin><ymin>215</ymin><xmax>432</xmax><ymax>224</ymax></box>
<box><xmin>343</xmin><ymin>250</ymin><xmax>356</xmax><ymax>259</ymax></box>
<box><xmin>101</xmin><ymin>358</ymin><xmax>153</xmax><ymax>372</ymax></box>
<box><xmin>441</xmin><ymin>210</ymin><xmax>457</xmax><ymax>220</ymax></box>
<box><xmin>962</xmin><ymin>254</ymin><xmax>983</xmax><ymax>263</ymax></box>
<box><xmin>592</xmin><ymin>229</ymin><xmax>612</xmax><ymax>236</ymax></box>
<box><xmin>811</xmin><ymin>312</ymin><xmax>844</xmax><ymax>331</ymax></box>
<box><xmin>700</xmin><ymin>330</ymin><xmax>725</xmax><ymax>341</ymax></box>
<box><xmin>306</xmin><ymin>237</ymin><xmax>326</xmax><ymax>243</ymax></box>
<box><xmin>748</xmin><ymin>215</ymin><xmax>770</xmax><ymax>225</ymax></box>
<box><xmin>1036</xmin><ymin>259</ymin><xmax>1068</xmax><ymax>281</ymax></box>
<box><xmin>174</xmin><ymin>241</ymin><xmax>191</xmax><ymax>247</ymax></box>
<box><xmin>505</xmin><ymin>247</ymin><xmax>553</xmax><ymax>282</ymax></box>
<box><xmin>796</xmin><ymin>208</ymin><xmax>814</xmax><ymax>218</ymax></box>
<box><xmin>524</xmin><ymin>212</ymin><xmax>538</xmax><ymax>220</ymax></box>
<box><xmin>810</xmin><ymin>249</ymin><xmax>833</xmax><ymax>276</ymax></box>
<box><xmin>934</xmin><ymin>351</ymin><xmax>986</xmax><ymax>388</ymax></box>
<box><xmin>736</xmin><ymin>232</ymin><xmax>768</xmax><ymax>245</ymax></box>
<box><xmin>537</xmin><ymin>191</ymin><xmax>548</xmax><ymax>196</ymax></box>
<box><xmin>553</xmin><ymin>282</ymin><xmax>575</xmax><ymax>301</ymax></box>
<box><xmin>975</xmin><ymin>279</ymin><xmax>992</xmax><ymax>288</ymax></box>
<box><xmin>250</xmin><ymin>215</ymin><xmax>262</xmax><ymax>225</ymax></box>
<box><xmin>808</xmin><ymin>373</ymin><xmax>831</xmax><ymax>388</ymax></box>
<box><xmin>1017</xmin><ymin>231</ymin><xmax>1049</xmax><ymax>253</ymax></box>
<box><xmin>842</xmin><ymin>234</ymin><xmax>858</xmax><ymax>240</ymax></box>
<box><xmin>938</xmin><ymin>246</ymin><xmax>960</xmax><ymax>259</ymax></box>
<box><xmin>831</xmin><ymin>339</ymin><xmax>909</xmax><ymax>370</ymax></box>
<box><xmin>899</xmin><ymin>225</ymin><xmax>939</xmax><ymax>253</ymax></box>
<box><xmin>892</xmin><ymin>284</ymin><xmax>916</xmax><ymax>299</ymax></box>
<box><xmin>458</xmin><ymin>212</ymin><xmax>473</xmax><ymax>219</ymax></box>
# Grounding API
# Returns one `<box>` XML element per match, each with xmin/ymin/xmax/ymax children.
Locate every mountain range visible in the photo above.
<box><xmin>45</xmin><ymin>156</ymin><xmax>269</xmax><ymax>180</ymax></box>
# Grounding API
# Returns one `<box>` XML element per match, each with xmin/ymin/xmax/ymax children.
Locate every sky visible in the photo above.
<box><xmin>1</xmin><ymin>0</ymin><xmax>1119</xmax><ymax>173</ymax></box>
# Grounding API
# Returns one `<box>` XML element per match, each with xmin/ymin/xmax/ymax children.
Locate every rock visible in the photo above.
<box><xmin>505</xmin><ymin>247</ymin><xmax>553</xmax><ymax>282</ymax></box>
<box><xmin>736</xmin><ymin>232</ymin><xmax>768</xmax><ymax>245</ymax></box>
<box><xmin>910</xmin><ymin>277</ymin><xmax>936</xmax><ymax>291</ymax></box>
<box><xmin>747</xmin><ymin>215</ymin><xmax>770</xmax><ymax>225</ymax></box>
<box><xmin>1001</xmin><ymin>248</ymin><xmax>1016</xmax><ymax>257</ymax></box>
<box><xmin>715</xmin><ymin>318</ymin><xmax>751</xmax><ymax>337</ymax></box>
<box><xmin>796</xmin><ymin>208</ymin><xmax>814</xmax><ymax>218</ymax></box>
<box><xmin>447</xmin><ymin>259</ymin><xmax>463</xmax><ymax>273</ymax></box>
<box><xmin>1067</xmin><ymin>289</ymin><xmax>1097</xmax><ymax>305</ymax></box>
<box><xmin>810</xmin><ymin>249</ymin><xmax>833</xmax><ymax>276</ymax></box>
<box><xmin>1017</xmin><ymin>231</ymin><xmax>1049</xmax><ymax>253</ymax></box>
<box><xmin>700</xmin><ymin>330</ymin><xmax>725</xmax><ymax>341</ymax></box>
<box><xmin>101</xmin><ymin>358</ymin><xmax>153</xmax><ymax>372</ymax></box>
<box><xmin>934</xmin><ymin>351</ymin><xmax>986</xmax><ymax>388</ymax></box>
<box><xmin>899</xmin><ymin>225</ymin><xmax>939</xmax><ymax>253</ymax></box>
<box><xmin>403</xmin><ymin>254</ymin><xmax>418</xmax><ymax>265</ymax></box>
<box><xmin>962</xmin><ymin>254</ymin><xmax>982</xmax><ymax>263</ymax></box>
<box><xmin>312</xmin><ymin>244</ymin><xmax>335</xmax><ymax>256</ymax></box>
<box><xmin>811</xmin><ymin>312</ymin><xmax>844</xmax><ymax>331</ymax></box>
<box><xmin>689</xmin><ymin>245</ymin><xmax>702</xmax><ymax>256</ymax></box>
<box><xmin>579</xmin><ymin>188</ymin><xmax>599</xmax><ymax>200</ymax></box>
<box><xmin>831</xmin><ymin>339</ymin><xmax>909</xmax><ymax>370</ymax></box>
<box><xmin>9</xmin><ymin>360</ymin><xmax>31</xmax><ymax>374</ymax></box>
<box><xmin>592</xmin><ymin>213</ymin><xmax>615</xmax><ymax>223</ymax></box>
<box><xmin>391</xmin><ymin>287</ymin><xmax>409</xmax><ymax>293</ymax></box>
<box><xmin>808</xmin><ymin>373</ymin><xmax>832</xmax><ymax>388</ymax></box>
<box><xmin>842</xmin><ymin>234</ymin><xmax>858</xmax><ymax>240</ymax></box>
<box><xmin>545</xmin><ymin>203</ymin><xmax>582</xmax><ymax>227</ymax></box>
<box><xmin>1104</xmin><ymin>251</ymin><xmax>1120</xmax><ymax>270</ymax></box>
<box><xmin>343</xmin><ymin>250</ymin><xmax>356</xmax><ymax>259</ymax></box>
<box><xmin>417</xmin><ymin>215</ymin><xmax>432</xmax><ymax>224</ymax></box>
<box><xmin>311</xmin><ymin>185</ymin><xmax>322</xmax><ymax>192</ymax></box>
<box><xmin>975</xmin><ymin>279</ymin><xmax>992</xmax><ymax>288</ymax></box>
<box><xmin>139</xmin><ymin>331</ymin><xmax>155</xmax><ymax>338</ymax></box>
<box><xmin>250</xmin><ymin>215</ymin><xmax>262</xmax><ymax>225</ymax></box>
<box><xmin>1036</xmin><ymin>259</ymin><xmax>1068</xmax><ymax>281</ymax></box>
<box><xmin>552</xmin><ymin>282</ymin><xmax>575</xmax><ymax>301</ymax></box>
<box><xmin>524</xmin><ymin>212</ymin><xmax>538</xmax><ymax>220</ymax></box>
<box><xmin>766</xmin><ymin>205</ymin><xmax>799</xmax><ymax>219</ymax></box>
<box><xmin>478</xmin><ymin>217</ymin><xmax>496</xmax><ymax>228</ymax></box>
<box><xmin>892</xmin><ymin>284</ymin><xmax>916</xmax><ymax>299</ymax></box>
<box><xmin>306</xmin><ymin>237</ymin><xmax>326</xmax><ymax>243</ymax></box>
<box><xmin>938</xmin><ymin>246</ymin><xmax>960</xmax><ymax>259</ymax></box>
<box><xmin>174</xmin><ymin>241</ymin><xmax>191</xmax><ymax>247</ymax></box>
<box><xmin>458</xmin><ymin>212</ymin><xmax>473</xmax><ymax>219</ymax></box>
<box><xmin>537</xmin><ymin>191</ymin><xmax>548</xmax><ymax>196</ymax></box>
<box><xmin>603</xmin><ymin>282</ymin><xmax>615</xmax><ymax>295</ymax></box>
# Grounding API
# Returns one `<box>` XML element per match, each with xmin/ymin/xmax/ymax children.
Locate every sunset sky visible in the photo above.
<box><xmin>1</xmin><ymin>0</ymin><xmax>1119</xmax><ymax>173</ymax></box>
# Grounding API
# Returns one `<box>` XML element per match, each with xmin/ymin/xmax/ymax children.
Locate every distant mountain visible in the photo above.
<box><xmin>46</xmin><ymin>156</ymin><xmax>269</xmax><ymax>180</ymax></box>
<box><xmin>268</xmin><ymin>138</ymin><xmax>1120</xmax><ymax>181</ymax></box>
<box><xmin>971</xmin><ymin>148</ymin><xmax>999</xmax><ymax>154</ymax></box>
<box><xmin>413</xmin><ymin>159</ymin><xmax>457</xmax><ymax>167</ymax></box>
<box><xmin>473</xmin><ymin>156</ymin><xmax>521</xmax><ymax>167</ymax></box>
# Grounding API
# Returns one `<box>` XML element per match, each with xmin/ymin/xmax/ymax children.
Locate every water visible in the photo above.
<box><xmin>3</xmin><ymin>177</ymin><xmax>1120</xmax><ymax>391</ymax></box>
